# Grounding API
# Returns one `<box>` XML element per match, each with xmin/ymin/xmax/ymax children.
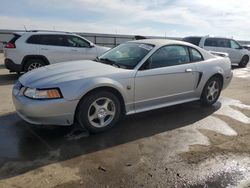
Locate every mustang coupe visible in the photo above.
<box><xmin>13</xmin><ymin>39</ymin><xmax>233</xmax><ymax>133</ymax></box>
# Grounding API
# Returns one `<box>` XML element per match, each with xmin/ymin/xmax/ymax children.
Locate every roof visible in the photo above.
<box><xmin>15</xmin><ymin>30</ymin><xmax>75</xmax><ymax>36</ymax></box>
<box><xmin>128</xmin><ymin>38</ymin><xmax>193</xmax><ymax>47</ymax></box>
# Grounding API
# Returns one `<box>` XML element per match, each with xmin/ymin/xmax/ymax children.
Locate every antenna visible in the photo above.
<box><xmin>23</xmin><ymin>25</ymin><xmax>27</xmax><ymax>32</ymax></box>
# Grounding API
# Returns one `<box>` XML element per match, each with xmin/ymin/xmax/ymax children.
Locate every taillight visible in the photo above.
<box><xmin>5</xmin><ymin>43</ymin><xmax>16</xmax><ymax>48</ymax></box>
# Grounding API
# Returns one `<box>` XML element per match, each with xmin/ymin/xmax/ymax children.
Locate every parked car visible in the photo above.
<box><xmin>4</xmin><ymin>31</ymin><xmax>110</xmax><ymax>73</ymax></box>
<box><xmin>242</xmin><ymin>44</ymin><xmax>250</xmax><ymax>51</ymax></box>
<box><xmin>183</xmin><ymin>36</ymin><xmax>250</xmax><ymax>67</ymax></box>
<box><xmin>13</xmin><ymin>39</ymin><xmax>232</xmax><ymax>133</ymax></box>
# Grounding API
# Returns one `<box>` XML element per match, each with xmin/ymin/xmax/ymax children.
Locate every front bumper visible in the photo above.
<box><xmin>5</xmin><ymin>58</ymin><xmax>22</xmax><ymax>72</ymax></box>
<box><xmin>12</xmin><ymin>87</ymin><xmax>79</xmax><ymax>126</ymax></box>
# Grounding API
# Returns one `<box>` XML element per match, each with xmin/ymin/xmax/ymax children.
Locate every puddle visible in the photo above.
<box><xmin>215</xmin><ymin>98</ymin><xmax>250</xmax><ymax>124</ymax></box>
<box><xmin>233</xmin><ymin>67</ymin><xmax>250</xmax><ymax>79</ymax></box>
<box><xmin>188</xmin><ymin>170</ymin><xmax>244</xmax><ymax>188</ymax></box>
<box><xmin>64</xmin><ymin>127</ymin><xmax>90</xmax><ymax>140</ymax></box>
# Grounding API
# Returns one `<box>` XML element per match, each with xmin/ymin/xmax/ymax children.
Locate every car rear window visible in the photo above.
<box><xmin>9</xmin><ymin>34</ymin><xmax>21</xmax><ymax>43</ymax></box>
<box><xmin>183</xmin><ymin>37</ymin><xmax>201</xmax><ymax>46</ymax></box>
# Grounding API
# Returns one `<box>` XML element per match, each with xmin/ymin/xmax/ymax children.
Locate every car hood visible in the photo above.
<box><xmin>19</xmin><ymin>60</ymin><xmax>131</xmax><ymax>88</ymax></box>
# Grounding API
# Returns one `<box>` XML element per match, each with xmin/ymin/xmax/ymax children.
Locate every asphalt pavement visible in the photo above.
<box><xmin>0</xmin><ymin>53</ymin><xmax>250</xmax><ymax>188</ymax></box>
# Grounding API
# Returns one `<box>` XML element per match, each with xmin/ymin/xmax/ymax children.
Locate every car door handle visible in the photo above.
<box><xmin>185</xmin><ymin>68</ymin><xmax>193</xmax><ymax>72</ymax></box>
<box><xmin>41</xmin><ymin>48</ymin><xmax>48</xmax><ymax>50</ymax></box>
<box><xmin>71</xmin><ymin>49</ymin><xmax>78</xmax><ymax>52</ymax></box>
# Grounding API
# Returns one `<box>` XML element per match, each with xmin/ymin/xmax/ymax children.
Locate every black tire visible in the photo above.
<box><xmin>24</xmin><ymin>59</ymin><xmax>46</xmax><ymax>72</ymax></box>
<box><xmin>200</xmin><ymin>76</ymin><xmax>222</xmax><ymax>106</ymax></box>
<box><xmin>76</xmin><ymin>91</ymin><xmax>121</xmax><ymax>133</ymax></box>
<box><xmin>239</xmin><ymin>56</ymin><xmax>249</xmax><ymax>68</ymax></box>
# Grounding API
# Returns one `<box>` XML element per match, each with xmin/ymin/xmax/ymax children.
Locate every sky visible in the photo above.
<box><xmin>0</xmin><ymin>0</ymin><xmax>250</xmax><ymax>40</ymax></box>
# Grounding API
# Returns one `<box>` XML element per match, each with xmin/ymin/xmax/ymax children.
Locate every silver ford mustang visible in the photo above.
<box><xmin>12</xmin><ymin>39</ymin><xmax>233</xmax><ymax>133</ymax></box>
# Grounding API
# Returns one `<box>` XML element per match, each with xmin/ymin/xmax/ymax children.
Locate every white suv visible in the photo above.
<box><xmin>4</xmin><ymin>31</ymin><xmax>110</xmax><ymax>72</ymax></box>
<box><xmin>183</xmin><ymin>36</ymin><xmax>250</xmax><ymax>67</ymax></box>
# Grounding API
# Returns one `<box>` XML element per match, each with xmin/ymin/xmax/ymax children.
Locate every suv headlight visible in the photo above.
<box><xmin>24</xmin><ymin>88</ymin><xmax>62</xmax><ymax>99</ymax></box>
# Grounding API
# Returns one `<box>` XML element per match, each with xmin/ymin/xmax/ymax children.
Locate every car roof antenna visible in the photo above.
<box><xmin>23</xmin><ymin>25</ymin><xmax>27</xmax><ymax>32</ymax></box>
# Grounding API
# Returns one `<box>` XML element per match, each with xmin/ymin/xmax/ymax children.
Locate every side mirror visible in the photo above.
<box><xmin>89</xmin><ymin>43</ymin><xmax>95</xmax><ymax>48</ymax></box>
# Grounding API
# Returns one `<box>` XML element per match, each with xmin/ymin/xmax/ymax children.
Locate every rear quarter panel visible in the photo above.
<box><xmin>194</xmin><ymin>56</ymin><xmax>232</xmax><ymax>96</ymax></box>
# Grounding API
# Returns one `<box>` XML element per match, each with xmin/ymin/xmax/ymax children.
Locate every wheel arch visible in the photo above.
<box><xmin>21</xmin><ymin>55</ymin><xmax>50</xmax><ymax>71</ymax></box>
<box><xmin>74</xmin><ymin>86</ymin><xmax>126</xmax><ymax>123</ymax></box>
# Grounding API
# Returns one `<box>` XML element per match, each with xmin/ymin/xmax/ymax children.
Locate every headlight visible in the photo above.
<box><xmin>24</xmin><ymin>88</ymin><xmax>62</xmax><ymax>99</ymax></box>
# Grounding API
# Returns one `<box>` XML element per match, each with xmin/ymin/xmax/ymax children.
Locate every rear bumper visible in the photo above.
<box><xmin>4</xmin><ymin>58</ymin><xmax>22</xmax><ymax>72</ymax></box>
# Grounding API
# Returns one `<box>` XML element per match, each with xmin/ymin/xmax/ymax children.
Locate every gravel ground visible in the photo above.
<box><xmin>0</xmin><ymin>53</ymin><xmax>250</xmax><ymax>188</ymax></box>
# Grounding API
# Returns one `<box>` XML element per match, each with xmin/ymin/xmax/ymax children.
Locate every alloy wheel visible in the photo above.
<box><xmin>87</xmin><ymin>97</ymin><xmax>116</xmax><ymax>128</ymax></box>
<box><xmin>27</xmin><ymin>62</ymin><xmax>43</xmax><ymax>71</ymax></box>
<box><xmin>206</xmin><ymin>80</ymin><xmax>219</xmax><ymax>102</ymax></box>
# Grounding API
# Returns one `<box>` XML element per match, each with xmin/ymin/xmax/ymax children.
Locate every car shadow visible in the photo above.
<box><xmin>0</xmin><ymin>73</ymin><xmax>20</xmax><ymax>86</ymax></box>
<box><xmin>0</xmin><ymin>101</ymin><xmax>221</xmax><ymax>179</ymax></box>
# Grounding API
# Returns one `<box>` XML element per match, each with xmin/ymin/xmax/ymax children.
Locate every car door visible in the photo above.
<box><xmin>134</xmin><ymin>45</ymin><xmax>198</xmax><ymax>112</ymax></box>
<box><xmin>38</xmin><ymin>34</ymin><xmax>72</xmax><ymax>63</ymax></box>
<box><xmin>65</xmin><ymin>35</ymin><xmax>96</xmax><ymax>60</ymax></box>
<box><xmin>228</xmin><ymin>39</ymin><xmax>243</xmax><ymax>63</ymax></box>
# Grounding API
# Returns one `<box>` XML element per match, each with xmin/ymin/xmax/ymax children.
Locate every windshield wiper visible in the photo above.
<box><xmin>98</xmin><ymin>58</ymin><xmax>121</xmax><ymax>68</ymax></box>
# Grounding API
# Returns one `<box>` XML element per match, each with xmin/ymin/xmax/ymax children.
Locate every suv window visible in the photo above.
<box><xmin>217</xmin><ymin>38</ymin><xmax>230</xmax><ymax>48</ymax></box>
<box><xmin>190</xmin><ymin>48</ymin><xmax>203</xmax><ymax>62</ymax></box>
<box><xmin>183</xmin><ymin>37</ymin><xmax>201</xmax><ymax>46</ymax></box>
<box><xmin>149</xmin><ymin>45</ymin><xmax>190</xmax><ymax>69</ymax></box>
<box><xmin>65</xmin><ymin>35</ymin><xmax>90</xmax><ymax>47</ymax></box>
<box><xmin>27</xmin><ymin>34</ymin><xmax>65</xmax><ymax>46</ymax></box>
<box><xmin>230</xmin><ymin>40</ymin><xmax>241</xmax><ymax>49</ymax></box>
<box><xmin>40</xmin><ymin>35</ymin><xmax>65</xmax><ymax>46</ymax></box>
<box><xmin>204</xmin><ymin>38</ymin><xmax>217</xmax><ymax>47</ymax></box>
<box><xmin>26</xmin><ymin>35</ymin><xmax>41</xmax><ymax>44</ymax></box>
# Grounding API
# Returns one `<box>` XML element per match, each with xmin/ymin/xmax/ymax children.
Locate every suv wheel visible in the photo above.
<box><xmin>76</xmin><ymin>91</ymin><xmax>121</xmax><ymax>133</ymax></box>
<box><xmin>201</xmin><ymin>76</ymin><xmax>222</xmax><ymax>106</ymax></box>
<box><xmin>239</xmin><ymin>56</ymin><xmax>249</xmax><ymax>68</ymax></box>
<box><xmin>24</xmin><ymin>59</ymin><xmax>46</xmax><ymax>72</ymax></box>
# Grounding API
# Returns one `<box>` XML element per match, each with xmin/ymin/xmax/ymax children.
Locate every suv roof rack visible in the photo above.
<box><xmin>26</xmin><ymin>30</ymin><xmax>74</xmax><ymax>34</ymax></box>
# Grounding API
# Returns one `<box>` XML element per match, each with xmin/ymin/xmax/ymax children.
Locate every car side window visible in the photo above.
<box><xmin>65</xmin><ymin>36</ymin><xmax>90</xmax><ymax>48</ymax></box>
<box><xmin>204</xmin><ymin>38</ymin><xmax>217</xmax><ymax>47</ymax></box>
<box><xmin>190</xmin><ymin>48</ymin><xmax>203</xmax><ymax>62</ymax></box>
<box><xmin>230</xmin><ymin>40</ymin><xmax>241</xmax><ymax>49</ymax></box>
<box><xmin>26</xmin><ymin>35</ymin><xmax>41</xmax><ymax>44</ymax></box>
<box><xmin>39</xmin><ymin>35</ymin><xmax>65</xmax><ymax>46</ymax></box>
<box><xmin>183</xmin><ymin>37</ymin><xmax>201</xmax><ymax>46</ymax></box>
<box><xmin>217</xmin><ymin>39</ymin><xmax>230</xmax><ymax>48</ymax></box>
<box><xmin>148</xmin><ymin>45</ymin><xmax>190</xmax><ymax>69</ymax></box>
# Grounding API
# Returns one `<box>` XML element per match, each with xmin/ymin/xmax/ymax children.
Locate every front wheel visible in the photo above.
<box><xmin>76</xmin><ymin>91</ymin><xmax>121</xmax><ymax>133</ymax></box>
<box><xmin>201</xmin><ymin>77</ymin><xmax>222</xmax><ymax>106</ymax></box>
<box><xmin>239</xmin><ymin>56</ymin><xmax>249</xmax><ymax>68</ymax></box>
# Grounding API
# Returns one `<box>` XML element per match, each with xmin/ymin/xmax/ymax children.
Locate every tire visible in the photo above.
<box><xmin>239</xmin><ymin>56</ymin><xmax>249</xmax><ymax>68</ymax></box>
<box><xmin>200</xmin><ymin>76</ymin><xmax>222</xmax><ymax>106</ymax></box>
<box><xmin>24</xmin><ymin>59</ymin><xmax>46</xmax><ymax>72</ymax></box>
<box><xmin>76</xmin><ymin>91</ymin><xmax>121</xmax><ymax>133</ymax></box>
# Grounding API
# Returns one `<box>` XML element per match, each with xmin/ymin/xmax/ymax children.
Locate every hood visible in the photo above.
<box><xmin>19</xmin><ymin>60</ymin><xmax>130</xmax><ymax>88</ymax></box>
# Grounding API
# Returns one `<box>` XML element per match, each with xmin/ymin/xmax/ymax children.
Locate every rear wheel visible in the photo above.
<box><xmin>76</xmin><ymin>91</ymin><xmax>121</xmax><ymax>133</ymax></box>
<box><xmin>201</xmin><ymin>76</ymin><xmax>222</xmax><ymax>106</ymax></box>
<box><xmin>239</xmin><ymin>56</ymin><xmax>249</xmax><ymax>68</ymax></box>
<box><xmin>24</xmin><ymin>59</ymin><xmax>46</xmax><ymax>72</ymax></box>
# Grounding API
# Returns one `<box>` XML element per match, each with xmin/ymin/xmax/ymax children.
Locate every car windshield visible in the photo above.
<box><xmin>97</xmin><ymin>43</ymin><xmax>155</xmax><ymax>69</ymax></box>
